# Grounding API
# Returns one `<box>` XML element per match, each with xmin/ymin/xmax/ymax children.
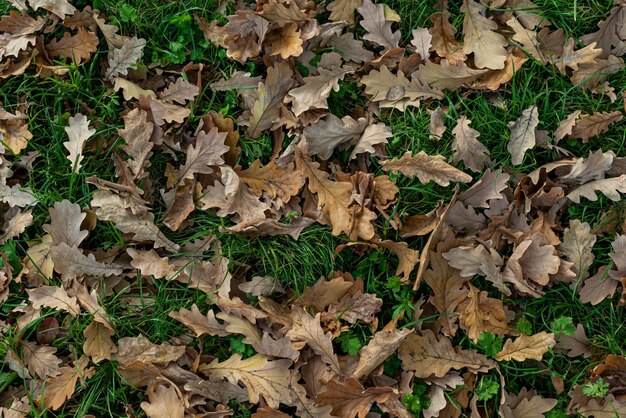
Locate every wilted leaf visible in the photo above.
<box><xmin>287</xmin><ymin>62</ymin><xmax>351</xmax><ymax>116</ymax></box>
<box><xmin>567</xmin><ymin>174</ymin><xmax>626</xmax><ymax>203</ymax></box>
<box><xmin>27</xmin><ymin>286</ymin><xmax>80</xmax><ymax>316</ymax></box>
<box><xmin>496</xmin><ymin>332</ymin><xmax>555</xmax><ymax>361</ymax></box>
<box><xmin>358</xmin><ymin>0</ymin><xmax>400</xmax><ymax>50</ymax></box>
<box><xmin>398</xmin><ymin>330</ymin><xmax>495</xmax><ymax>378</ymax></box>
<box><xmin>327</xmin><ymin>0</ymin><xmax>362</xmax><ymax>24</ymax></box>
<box><xmin>199</xmin><ymin>354</ymin><xmax>292</xmax><ymax>409</ymax></box>
<box><xmin>557</xmin><ymin>323</ymin><xmax>591</xmax><ymax>358</ymax></box>
<box><xmin>42</xmin><ymin>200</ymin><xmax>88</xmax><ymax>247</ymax></box>
<box><xmin>83</xmin><ymin>321</ymin><xmax>116</xmax><ymax>363</ymax></box>
<box><xmin>507</xmin><ymin>105</ymin><xmax>539</xmax><ymax>166</ymax></box>
<box><xmin>140</xmin><ymin>384</ymin><xmax>184</xmax><ymax>418</ymax></box>
<box><xmin>106</xmin><ymin>37</ymin><xmax>146</xmax><ymax>80</ymax></box>
<box><xmin>63</xmin><ymin>113</ymin><xmax>95</xmax><ymax>172</ymax></box>
<box><xmin>559</xmin><ymin>220</ymin><xmax>595</xmax><ymax>279</ymax></box>
<box><xmin>46</xmin><ymin>28</ymin><xmax>98</xmax><ymax>64</ymax></box>
<box><xmin>159</xmin><ymin>77</ymin><xmax>199</xmax><ymax>104</ymax></box>
<box><xmin>381</xmin><ymin>151</ymin><xmax>472</xmax><ymax>186</ymax></box>
<box><xmin>569</xmin><ymin>111</ymin><xmax>623</xmax><ymax>143</ymax></box>
<box><xmin>461</xmin><ymin>0</ymin><xmax>508</xmax><ymax>69</ymax></box>
<box><xmin>353</xmin><ymin>328</ymin><xmax>413</xmax><ymax>378</ymax></box>
<box><xmin>317</xmin><ymin>377</ymin><xmax>396</xmax><ymax>418</ymax></box>
<box><xmin>452</xmin><ymin>116</ymin><xmax>489</xmax><ymax>172</ymax></box>
<box><xmin>21</xmin><ymin>340</ymin><xmax>61</xmax><ymax>380</ymax></box>
<box><xmin>169</xmin><ymin>304</ymin><xmax>228</xmax><ymax>337</ymax></box>
<box><xmin>287</xmin><ymin>308</ymin><xmax>340</xmax><ymax>373</ymax></box>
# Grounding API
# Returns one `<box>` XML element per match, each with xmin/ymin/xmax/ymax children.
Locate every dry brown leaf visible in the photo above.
<box><xmin>148</xmin><ymin>99</ymin><xmax>190</xmax><ymax>125</ymax></box>
<box><xmin>199</xmin><ymin>354</ymin><xmax>292</xmax><ymax>409</ymax></box>
<box><xmin>361</xmin><ymin>66</ymin><xmax>444</xmax><ymax>110</ymax></box>
<box><xmin>411</xmin><ymin>27</ymin><xmax>432</xmax><ymax>60</ymax></box>
<box><xmin>458</xmin><ymin>169</ymin><xmax>510</xmax><ymax>207</ymax></box>
<box><xmin>238</xmin><ymin>275</ymin><xmax>285</xmax><ymax>296</ymax></box>
<box><xmin>425</xmin><ymin>251</ymin><xmax>468</xmax><ymax>336</ymax></box>
<box><xmin>507</xmin><ymin>105</ymin><xmax>539</xmax><ymax>166</ymax></box>
<box><xmin>452</xmin><ymin>116</ymin><xmax>489</xmax><ymax>172</ymax></box>
<box><xmin>29</xmin><ymin>0</ymin><xmax>76</xmax><ymax>17</ymax></box>
<box><xmin>328</xmin><ymin>32</ymin><xmax>374</xmax><ymax>64</ymax></box>
<box><xmin>398</xmin><ymin>330</ymin><xmax>495</xmax><ymax>378</ymax></box>
<box><xmin>140</xmin><ymin>384</ymin><xmax>184</xmax><ymax>418</ymax></box>
<box><xmin>169</xmin><ymin>304</ymin><xmax>229</xmax><ymax>337</ymax></box>
<box><xmin>578</xmin><ymin>265</ymin><xmax>618</xmax><ymax>305</ymax></box>
<box><xmin>569</xmin><ymin>111</ymin><xmax>623</xmax><ymax>142</ymax></box>
<box><xmin>287</xmin><ymin>308</ymin><xmax>340</xmax><ymax>373</ymax></box>
<box><xmin>559</xmin><ymin>220</ymin><xmax>595</xmax><ymax>279</ymax></box>
<box><xmin>91</xmin><ymin>190</ymin><xmax>180</xmax><ymax>251</ymax></box>
<box><xmin>46</xmin><ymin>28</ymin><xmax>98</xmax><ymax>64</ymax></box>
<box><xmin>114</xmin><ymin>335</ymin><xmax>185</xmax><ymax>367</ymax></box>
<box><xmin>63</xmin><ymin>113</ymin><xmax>95</xmax><ymax>172</ymax></box>
<box><xmin>302</xmin><ymin>115</ymin><xmax>368</xmax><ymax>160</ymax></box>
<box><xmin>415</xmin><ymin>58</ymin><xmax>489</xmax><ymax>90</ymax></box>
<box><xmin>552</xmin><ymin>38</ymin><xmax>602</xmax><ymax>74</ymax></box>
<box><xmin>316</xmin><ymin>377</ymin><xmax>396</xmax><ymax>418</ymax></box>
<box><xmin>264</xmin><ymin>22</ymin><xmax>304</xmax><ymax>59</ymax></box>
<box><xmin>297</xmin><ymin>155</ymin><xmax>352</xmax><ymax>236</ymax></box>
<box><xmin>459</xmin><ymin>283</ymin><xmax>511</xmax><ymax>342</ymax></box>
<box><xmin>495</xmin><ymin>331</ymin><xmax>555</xmax><ymax>361</ymax></box>
<box><xmin>461</xmin><ymin>0</ymin><xmax>508</xmax><ymax>69</ymax></box>
<box><xmin>350</xmin><ymin>122</ymin><xmax>392</xmax><ymax>159</ymax></box>
<box><xmin>245</xmin><ymin>60</ymin><xmax>293</xmax><ymax>138</ymax></box>
<box><xmin>42</xmin><ymin>356</ymin><xmax>94</xmax><ymax>410</ymax></box>
<box><xmin>298</xmin><ymin>275</ymin><xmax>353</xmax><ymax>311</ymax></box>
<box><xmin>567</xmin><ymin>174</ymin><xmax>626</xmax><ymax>203</ymax></box>
<box><xmin>0</xmin><ymin>208</ymin><xmax>32</xmax><ymax>244</ymax></box>
<box><xmin>358</xmin><ymin>0</ymin><xmax>400</xmax><ymax>50</ymax></box>
<box><xmin>21</xmin><ymin>340</ymin><xmax>61</xmax><ymax>380</ymax></box>
<box><xmin>510</xmin><ymin>390</ymin><xmax>558</xmax><ymax>418</ymax></box>
<box><xmin>0</xmin><ymin>108</ymin><xmax>33</xmax><ymax>154</ymax></box>
<box><xmin>113</xmin><ymin>77</ymin><xmax>157</xmax><ymax>101</ymax></box>
<box><xmin>159</xmin><ymin>77</ymin><xmax>199</xmax><ymax>104</ymax></box>
<box><xmin>50</xmin><ymin>242</ymin><xmax>123</xmax><ymax>282</ymax></box>
<box><xmin>287</xmin><ymin>62</ymin><xmax>351</xmax><ymax>116</ymax></box>
<box><xmin>83</xmin><ymin>320</ymin><xmax>116</xmax><ymax>363</ymax></box>
<box><xmin>105</xmin><ymin>36</ymin><xmax>145</xmax><ymax>80</ymax></box>
<box><xmin>580</xmin><ymin>3</ymin><xmax>626</xmax><ymax>58</ymax></box>
<box><xmin>238</xmin><ymin>160</ymin><xmax>304</xmax><ymax>201</ymax></box>
<box><xmin>353</xmin><ymin>328</ymin><xmax>413</xmax><ymax>378</ymax></box>
<box><xmin>42</xmin><ymin>199</ymin><xmax>88</xmax><ymax>247</ymax></box>
<box><xmin>327</xmin><ymin>0</ymin><xmax>362</xmax><ymax>24</ymax></box>
<box><xmin>556</xmin><ymin>323</ymin><xmax>591</xmax><ymax>358</ymax></box>
<box><xmin>27</xmin><ymin>285</ymin><xmax>80</xmax><ymax>316</ymax></box>
<box><xmin>503</xmin><ymin>238</ymin><xmax>560</xmax><ymax>296</ymax></box>
<box><xmin>429</xmin><ymin>1</ymin><xmax>465</xmax><ymax>63</ymax></box>
<box><xmin>380</xmin><ymin>151</ymin><xmax>472</xmax><ymax>186</ymax></box>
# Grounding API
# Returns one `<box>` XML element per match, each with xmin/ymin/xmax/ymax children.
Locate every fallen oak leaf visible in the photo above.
<box><xmin>42</xmin><ymin>199</ymin><xmax>88</xmax><ymax>247</ymax></box>
<box><xmin>327</xmin><ymin>0</ymin><xmax>362</xmax><ymax>24</ymax></box>
<box><xmin>159</xmin><ymin>77</ymin><xmax>200</xmax><ymax>104</ymax></box>
<box><xmin>358</xmin><ymin>0</ymin><xmax>400</xmax><ymax>50</ymax></box>
<box><xmin>353</xmin><ymin>327</ymin><xmax>413</xmax><ymax>379</ymax></box>
<box><xmin>566</xmin><ymin>174</ymin><xmax>626</xmax><ymax>203</ymax></box>
<box><xmin>41</xmin><ymin>356</ymin><xmax>94</xmax><ymax>410</ymax></box>
<box><xmin>495</xmin><ymin>332</ymin><xmax>555</xmax><ymax>362</ymax></box>
<box><xmin>50</xmin><ymin>242</ymin><xmax>123</xmax><ymax>282</ymax></box>
<box><xmin>169</xmin><ymin>304</ymin><xmax>229</xmax><ymax>337</ymax></box>
<box><xmin>29</xmin><ymin>0</ymin><xmax>76</xmax><ymax>18</ymax></box>
<box><xmin>287</xmin><ymin>308</ymin><xmax>340</xmax><ymax>373</ymax></box>
<box><xmin>140</xmin><ymin>384</ymin><xmax>184</xmax><ymax>418</ymax></box>
<box><xmin>46</xmin><ymin>28</ymin><xmax>98</xmax><ymax>64</ymax></box>
<box><xmin>380</xmin><ymin>151</ymin><xmax>472</xmax><ymax>186</ymax></box>
<box><xmin>21</xmin><ymin>340</ymin><xmax>61</xmax><ymax>380</ymax></box>
<box><xmin>568</xmin><ymin>111</ymin><xmax>623</xmax><ymax>143</ymax></box>
<box><xmin>316</xmin><ymin>377</ymin><xmax>397</xmax><ymax>418</ymax></box>
<box><xmin>63</xmin><ymin>113</ymin><xmax>95</xmax><ymax>172</ymax></box>
<box><xmin>105</xmin><ymin>36</ymin><xmax>146</xmax><ymax>80</ymax></box>
<box><xmin>27</xmin><ymin>285</ymin><xmax>80</xmax><ymax>317</ymax></box>
<box><xmin>507</xmin><ymin>105</ymin><xmax>539</xmax><ymax>166</ymax></box>
<box><xmin>83</xmin><ymin>320</ymin><xmax>116</xmax><ymax>363</ymax></box>
<box><xmin>452</xmin><ymin>116</ymin><xmax>489</xmax><ymax>172</ymax></box>
<box><xmin>556</xmin><ymin>323</ymin><xmax>591</xmax><ymax>358</ymax></box>
<box><xmin>461</xmin><ymin>0</ymin><xmax>508</xmax><ymax>69</ymax></box>
<box><xmin>199</xmin><ymin>353</ymin><xmax>292</xmax><ymax>409</ymax></box>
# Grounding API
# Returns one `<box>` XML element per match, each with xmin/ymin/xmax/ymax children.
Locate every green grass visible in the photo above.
<box><xmin>1</xmin><ymin>0</ymin><xmax>626</xmax><ymax>416</ymax></box>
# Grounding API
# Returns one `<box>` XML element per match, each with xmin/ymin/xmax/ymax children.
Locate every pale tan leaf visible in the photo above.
<box><xmin>238</xmin><ymin>275</ymin><xmax>285</xmax><ymax>296</ymax></box>
<box><xmin>507</xmin><ymin>105</ymin><xmax>539</xmax><ymax>166</ymax></box>
<box><xmin>21</xmin><ymin>340</ymin><xmax>61</xmax><ymax>380</ymax></box>
<box><xmin>0</xmin><ymin>184</ymin><xmax>37</xmax><ymax>207</ymax></box>
<box><xmin>0</xmin><ymin>208</ymin><xmax>32</xmax><ymax>244</ymax></box>
<box><xmin>244</xmin><ymin>60</ymin><xmax>293</xmax><ymax>138</ymax></box>
<box><xmin>458</xmin><ymin>169</ymin><xmax>510</xmax><ymax>208</ymax></box>
<box><xmin>461</xmin><ymin>0</ymin><xmax>508</xmax><ymax>69</ymax></box>
<box><xmin>357</xmin><ymin>0</ymin><xmax>400</xmax><ymax>50</ymax></box>
<box><xmin>27</xmin><ymin>285</ymin><xmax>80</xmax><ymax>316</ymax></box>
<box><xmin>569</xmin><ymin>111</ymin><xmax>623</xmax><ymax>143</ymax></box>
<box><xmin>114</xmin><ymin>335</ymin><xmax>185</xmax><ymax>367</ymax></box>
<box><xmin>556</xmin><ymin>323</ymin><xmax>591</xmax><ymax>358</ymax></box>
<box><xmin>496</xmin><ymin>332</ymin><xmax>555</xmax><ymax>361</ymax></box>
<box><xmin>350</xmin><ymin>122</ymin><xmax>392</xmax><ymax>159</ymax></box>
<box><xmin>140</xmin><ymin>384</ymin><xmax>184</xmax><ymax>418</ymax></box>
<box><xmin>452</xmin><ymin>116</ymin><xmax>489</xmax><ymax>172</ymax></box>
<box><xmin>42</xmin><ymin>200</ymin><xmax>88</xmax><ymax>247</ymax></box>
<box><xmin>217</xmin><ymin>312</ymin><xmax>262</xmax><ymax>346</ymax></box>
<box><xmin>93</xmin><ymin>10</ymin><xmax>124</xmax><ymax>49</ymax></box>
<box><xmin>328</xmin><ymin>32</ymin><xmax>374</xmax><ymax>64</ymax></box>
<box><xmin>29</xmin><ymin>0</ymin><xmax>76</xmax><ymax>17</ymax></box>
<box><xmin>46</xmin><ymin>28</ymin><xmax>97</xmax><ymax>64</ymax></box>
<box><xmin>554</xmin><ymin>110</ymin><xmax>582</xmax><ymax>142</ymax></box>
<box><xmin>559</xmin><ymin>220</ymin><xmax>595</xmax><ymax>279</ymax></box>
<box><xmin>169</xmin><ymin>304</ymin><xmax>229</xmax><ymax>337</ymax></box>
<box><xmin>159</xmin><ymin>77</ymin><xmax>199</xmax><ymax>104</ymax></box>
<box><xmin>113</xmin><ymin>77</ymin><xmax>156</xmax><ymax>100</ymax></box>
<box><xmin>580</xmin><ymin>4</ymin><xmax>626</xmax><ymax>58</ymax></box>
<box><xmin>91</xmin><ymin>190</ymin><xmax>180</xmax><ymax>251</ymax></box>
<box><xmin>316</xmin><ymin>377</ymin><xmax>396</xmax><ymax>418</ymax></box>
<box><xmin>411</xmin><ymin>27</ymin><xmax>432</xmax><ymax>60</ymax></box>
<box><xmin>287</xmin><ymin>308</ymin><xmax>340</xmax><ymax>373</ymax></box>
<box><xmin>0</xmin><ymin>10</ymin><xmax>45</xmax><ymax>35</ymax></box>
<box><xmin>415</xmin><ymin>59</ymin><xmax>489</xmax><ymax>90</ymax></box>
<box><xmin>50</xmin><ymin>242</ymin><xmax>123</xmax><ymax>282</ymax></box>
<box><xmin>63</xmin><ymin>113</ymin><xmax>95</xmax><ymax>172</ymax></box>
<box><xmin>0</xmin><ymin>109</ymin><xmax>33</xmax><ymax>154</ymax></box>
<box><xmin>353</xmin><ymin>328</ymin><xmax>413</xmax><ymax>378</ymax></box>
<box><xmin>458</xmin><ymin>283</ymin><xmax>511</xmax><ymax>342</ymax></box>
<box><xmin>83</xmin><ymin>321</ymin><xmax>116</xmax><ymax>363</ymax></box>
<box><xmin>552</xmin><ymin>38</ymin><xmax>602</xmax><ymax>74</ymax></box>
<box><xmin>287</xmin><ymin>63</ymin><xmax>351</xmax><ymax>116</ymax></box>
<box><xmin>398</xmin><ymin>330</ymin><xmax>496</xmax><ymax>378</ymax></box>
<box><xmin>264</xmin><ymin>22</ymin><xmax>303</xmax><ymax>59</ymax></box>
<box><xmin>297</xmin><ymin>275</ymin><xmax>353</xmax><ymax>311</ymax></box>
<box><xmin>327</xmin><ymin>0</ymin><xmax>362</xmax><ymax>24</ymax></box>
<box><xmin>105</xmin><ymin>36</ymin><xmax>145</xmax><ymax>80</ymax></box>
<box><xmin>511</xmin><ymin>393</ymin><xmax>557</xmax><ymax>418</ymax></box>
<box><xmin>148</xmin><ymin>99</ymin><xmax>190</xmax><ymax>125</ymax></box>
<box><xmin>199</xmin><ymin>353</ymin><xmax>292</xmax><ymax>409</ymax></box>
<box><xmin>429</xmin><ymin>3</ymin><xmax>465</xmax><ymax>63</ymax></box>
<box><xmin>578</xmin><ymin>265</ymin><xmax>618</xmax><ymax>305</ymax></box>
<box><xmin>381</xmin><ymin>151</ymin><xmax>472</xmax><ymax>186</ymax></box>
<box><xmin>567</xmin><ymin>174</ymin><xmax>626</xmax><ymax>203</ymax></box>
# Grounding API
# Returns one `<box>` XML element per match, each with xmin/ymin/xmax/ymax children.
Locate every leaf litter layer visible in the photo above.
<box><xmin>1</xmin><ymin>0</ymin><xmax>626</xmax><ymax>416</ymax></box>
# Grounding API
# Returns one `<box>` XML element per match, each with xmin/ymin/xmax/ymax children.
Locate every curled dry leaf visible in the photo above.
<box><xmin>495</xmin><ymin>331</ymin><xmax>556</xmax><ymax>362</ymax></box>
<box><xmin>380</xmin><ymin>151</ymin><xmax>472</xmax><ymax>186</ymax></box>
